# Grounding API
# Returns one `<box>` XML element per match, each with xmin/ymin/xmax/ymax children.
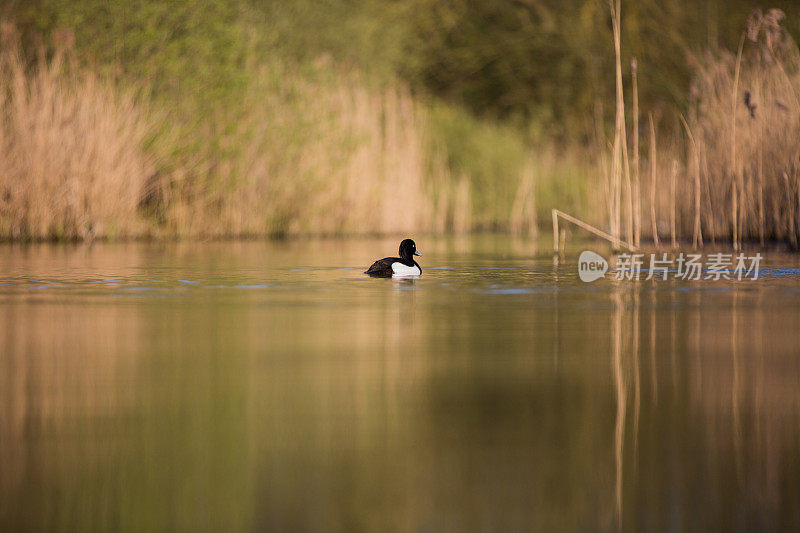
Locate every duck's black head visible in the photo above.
<box><xmin>399</xmin><ymin>239</ymin><xmax>421</xmax><ymax>261</ymax></box>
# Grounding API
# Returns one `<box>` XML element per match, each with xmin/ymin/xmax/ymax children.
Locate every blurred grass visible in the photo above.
<box><xmin>426</xmin><ymin>103</ymin><xmax>528</xmax><ymax>230</ymax></box>
<box><xmin>5</xmin><ymin>1</ymin><xmax>792</xmax><ymax>242</ymax></box>
<box><xmin>1</xmin><ymin>0</ymin><xmax>599</xmax><ymax>240</ymax></box>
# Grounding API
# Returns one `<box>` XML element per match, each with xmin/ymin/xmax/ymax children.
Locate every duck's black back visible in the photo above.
<box><xmin>364</xmin><ymin>257</ymin><xmax>399</xmax><ymax>277</ymax></box>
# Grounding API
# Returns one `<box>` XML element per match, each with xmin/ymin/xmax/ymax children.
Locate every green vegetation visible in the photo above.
<box><xmin>0</xmin><ymin>0</ymin><xmax>798</xmax><ymax>241</ymax></box>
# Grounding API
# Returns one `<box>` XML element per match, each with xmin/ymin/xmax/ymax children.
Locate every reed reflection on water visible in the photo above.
<box><xmin>1</xmin><ymin>237</ymin><xmax>799</xmax><ymax>531</ymax></box>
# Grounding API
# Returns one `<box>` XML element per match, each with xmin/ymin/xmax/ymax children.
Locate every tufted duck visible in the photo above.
<box><xmin>365</xmin><ymin>239</ymin><xmax>422</xmax><ymax>277</ymax></box>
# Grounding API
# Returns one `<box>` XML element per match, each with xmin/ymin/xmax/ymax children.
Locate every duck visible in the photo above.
<box><xmin>365</xmin><ymin>239</ymin><xmax>422</xmax><ymax>278</ymax></box>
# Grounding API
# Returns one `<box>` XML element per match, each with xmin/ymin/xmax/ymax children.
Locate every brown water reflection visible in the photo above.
<box><xmin>1</xmin><ymin>238</ymin><xmax>799</xmax><ymax>531</ymax></box>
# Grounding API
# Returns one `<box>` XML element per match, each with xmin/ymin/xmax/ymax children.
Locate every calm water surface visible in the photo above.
<box><xmin>1</xmin><ymin>236</ymin><xmax>799</xmax><ymax>532</ymax></box>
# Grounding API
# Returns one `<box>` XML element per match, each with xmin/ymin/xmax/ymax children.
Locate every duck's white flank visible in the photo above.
<box><xmin>391</xmin><ymin>262</ymin><xmax>421</xmax><ymax>276</ymax></box>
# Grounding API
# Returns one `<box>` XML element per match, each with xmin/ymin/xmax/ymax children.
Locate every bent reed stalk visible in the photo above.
<box><xmin>552</xmin><ymin>209</ymin><xmax>636</xmax><ymax>254</ymax></box>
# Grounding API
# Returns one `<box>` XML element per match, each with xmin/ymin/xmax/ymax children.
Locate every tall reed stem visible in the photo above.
<box><xmin>731</xmin><ymin>34</ymin><xmax>745</xmax><ymax>250</ymax></box>
<box><xmin>680</xmin><ymin>114</ymin><xmax>702</xmax><ymax>249</ymax></box>
<box><xmin>649</xmin><ymin>114</ymin><xmax>659</xmax><ymax>248</ymax></box>
<box><xmin>758</xmin><ymin>140</ymin><xmax>764</xmax><ymax>246</ymax></box>
<box><xmin>670</xmin><ymin>159</ymin><xmax>677</xmax><ymax>249</ymax></box>
<box><xmin>609</xmin><ymin>0</ymin><xmax>630</xmax><ymax>249</ymax></box>
<box><xmin>632</xmin><ymin>58</ymin><xmax>641</xmax><ymax>248</ymax></box>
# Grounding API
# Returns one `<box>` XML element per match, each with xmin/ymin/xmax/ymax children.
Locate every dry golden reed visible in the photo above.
<box><xmin>0</xmin><ymin>23</ymin><xmax>155</xmax><ymax>240</ymax></box>
<box><xmin>676</xmin><ymin>9</ymin><xmax>800</xmax><ymax>247</ymax></box>
<box><xmin>1</xmin><ymin>22</ymin><xmax>563</xmax><ymax>241</ymax></box>
<box><xmin>0</xmin><ymin>24</ymin><xmax>454</xmax><ymax>241</ymax></box>
<box><xmin>159</xmin><ymin>69</ymin><xmax>448</xmax><ymax>238</ymax></box>
<box><xmin>608</xmin><ymin>6</ymin><xmax>800</xmax><ymax>251</ymax></box>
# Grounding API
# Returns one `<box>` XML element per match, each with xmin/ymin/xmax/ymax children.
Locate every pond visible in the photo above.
<box><xmin>1</xmin><ymin>235</ymin><xmax>799</xmax><ymax>531</ymax></box>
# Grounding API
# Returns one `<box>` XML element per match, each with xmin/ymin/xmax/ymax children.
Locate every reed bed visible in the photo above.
<box><xmin>0</xmin><ymin>23</ymin><xmax>156</xmax><ymax>240</ymax></box>
<box><xmin>684</xmin><ymin>8</ymin><xmax>800</xmax><ymax>247</ymax></box>
<box><xmin>5</xmin><ymin>7</ymin><xmax>799</xmax><ymax>247</ymax></box>
<box><xmin>603</xmin><ymin>6</ymin><xmax>800</xmax><ymax>251</ymax></box>
<box><xmin>0</xmin><ymin>26</ymin><xmax>448</xmax><ymax>240</ymax></box>
<box><xmin>1</xmin><ymin>22</ymin><xmax>588</xmax><ymax>241</ymax></box>
<box><xmin>159</xmin><ymin>65</ymin><xmax>448</xmax><ymax>238</ymax></box>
